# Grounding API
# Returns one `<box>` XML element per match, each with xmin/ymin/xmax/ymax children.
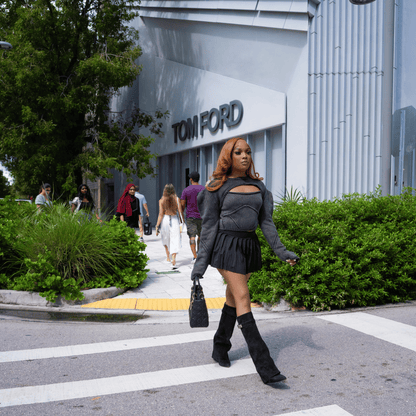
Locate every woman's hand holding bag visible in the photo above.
<box><xmin>189</xmin><ymin>276</ymin><xmax>209</xmax><ymax>328</ymax></box>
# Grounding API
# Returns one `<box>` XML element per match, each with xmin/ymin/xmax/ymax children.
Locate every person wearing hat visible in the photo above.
<box><xmin>35</xmin><ymin>182</ymin><xmax>52</xmax><ymax>211</ymax></box>
<box><xmin>180</xmin><ymin>171</ymin><xmax>205</xmax><ymax>262</ymax></box>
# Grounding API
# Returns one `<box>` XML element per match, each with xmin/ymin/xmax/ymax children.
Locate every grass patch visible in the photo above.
<box><xmin>0</xmin><ymin>199</ymin><xmax>148</xmax><ymax>302</ymax></box>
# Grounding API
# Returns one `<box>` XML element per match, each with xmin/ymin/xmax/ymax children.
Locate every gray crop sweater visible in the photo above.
<box><xmin>191</xmin><ymin>176</ymin><xmax>299</xmax><ymax>279</ymax></box>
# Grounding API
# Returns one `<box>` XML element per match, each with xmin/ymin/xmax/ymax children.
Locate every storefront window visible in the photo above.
<box><xmin>391</xmin><ymin>0</ymin><xmax>416</xmax><ymax>194</ymax></box>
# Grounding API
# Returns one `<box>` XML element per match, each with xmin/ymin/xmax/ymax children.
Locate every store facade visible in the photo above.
<box><xmin>109</xmin><ymin>0</ymin><xmax>314</xmax><ymax>216</ymax></box>
<box><xmin>105</xmin><ymin>0</ymin><xmax>415</xmax><ymax>218</ymax></box>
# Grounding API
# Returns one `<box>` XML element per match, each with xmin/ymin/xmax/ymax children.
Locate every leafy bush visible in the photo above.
<box><xmin>0</xmin><ymin>197</ymin><xmax>16</xmax><ymax>275</ymax></box>
<box><xmin>0</xmin><ymin>201</ymin><xmax>148</xmax><ymax>302</ymax></box>
<box><xmin>249</xmin><ymin>188</ymin><xmax>416</xmax><ymax>311</ymax></box>
<box><xmin>0</xmin><ymin>197</ymin><xmax>33</xmax><ymax>279</ymax></box>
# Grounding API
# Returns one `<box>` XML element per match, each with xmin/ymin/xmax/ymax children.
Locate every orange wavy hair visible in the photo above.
<box><xmin>206</xmin><ymin>138</ymin><xmax>263</xmax><ymax>191</ymax></box>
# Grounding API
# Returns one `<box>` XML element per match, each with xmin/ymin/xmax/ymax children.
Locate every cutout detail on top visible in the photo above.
<box><xmin>229</xmin><ymin>185</ymin><xmax>261</xmax><ymax>193</ymax></box>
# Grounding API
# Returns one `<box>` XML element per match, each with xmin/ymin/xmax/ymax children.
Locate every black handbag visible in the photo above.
<box><xmin>144</xmin><ymin>216</ymin><xmax>152</xmax><ymax>235</ymax></box>
<box><xmin>189</xmin><ymin>277</ymin><xmax>209</xmax><ymax>328</ymax></box>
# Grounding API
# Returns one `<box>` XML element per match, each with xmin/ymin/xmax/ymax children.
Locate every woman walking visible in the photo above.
<box><xmin>191</xmin><ymin>137</ymin><xmax>299</xmax><ymax>385</ymax></box>
<box><xmin>116</xmin><ymin>184</ymin><xmax>140</xmax><ymax>229</ymax></box>
<box><xmin>155</xmin><ymin>184</ymin><xmax>183</xmax><ymax>269</ymax></box>
<box><xmin>71</xmin><ymin>184</ymin><xmax>100</xmax><ymax>221</ymax></box>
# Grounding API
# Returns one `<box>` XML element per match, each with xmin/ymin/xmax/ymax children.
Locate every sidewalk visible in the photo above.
<box><xmin>81</xmin><ymin>229</ymin><xmax>227</xmax><ymax>311</ymax></box>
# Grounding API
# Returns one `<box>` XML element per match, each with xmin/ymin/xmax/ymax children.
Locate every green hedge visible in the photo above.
<box><xmin>249</xmin><ymin>189</ymin><xmax>416</xmax><ymax>311</ymax></box>
<box><xmin>0</xmin><ymin>199</ymin><xmax>148</xmax><ymax>302</ymax></box>
<box><xmin>0</xmin><ymin>197</ymin><xmax>23</xmax><ymax>278</ymax></box>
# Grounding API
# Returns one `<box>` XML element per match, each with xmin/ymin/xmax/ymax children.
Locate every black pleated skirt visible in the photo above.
<box><xmin>210</xmin><ymin>230</ymin><xmax>262</xmax><ymax>275</ymax></box>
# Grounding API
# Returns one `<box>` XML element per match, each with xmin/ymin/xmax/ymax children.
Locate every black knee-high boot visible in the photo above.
<box><xmin>237</xmin><ymin>312</ymin><xmax>286</xmax><ymax>384</ymax></box>
<box><xmin>212</xmin><ymin>303</ymin><xmax>237</xmax><ymax>367</ymax></box>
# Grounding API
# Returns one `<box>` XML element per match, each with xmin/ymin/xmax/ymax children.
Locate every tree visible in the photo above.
<box><xmin>0</xmin><ymin>170</ymin><xmax>11</xmax><ymax>198</ymax></box>
<box><xmin>0</xmin><ymin>0</ymin><xmax>167</xmax><ymax>200</ymax></box>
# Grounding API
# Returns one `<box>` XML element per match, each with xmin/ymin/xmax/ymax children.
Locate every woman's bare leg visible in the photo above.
<box><xmin>171</xmin><ymin>253</ymin><xmax>177</xmax><ymax>266</ymax></box>
<box><xmin>218</xmin><ymin>269</ymin><xmax>251</xmax><ymax>316</ymax></box>
<box><xmin>218</xmin><ymin>269</ymin><xmax>285</xmax><ymax>383</ymax></box>
<box><xmin>225</xmin><ymin>284</ymin><xmax>235</xmax><ymax>308</ymax></box>
<box><xmin>164</xmin><ymin>245</ymin><xmax>170</xmax><ymax>262</ymax></box>
<box><xmin>224</xmin><ymin>272</ymin><xmax>251</xmax><ymax>309</ymax></box>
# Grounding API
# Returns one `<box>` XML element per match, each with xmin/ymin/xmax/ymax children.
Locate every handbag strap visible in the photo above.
<box><xmin>191</xmin><ymin>277</ymin><xmax>205</xmax><ymax>301</ymax></box>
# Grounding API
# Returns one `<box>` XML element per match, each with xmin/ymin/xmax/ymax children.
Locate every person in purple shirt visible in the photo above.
<box><xmin>180</xmin><ymin>171</ymin><xmax>205</xmax><ymax>262</ymax></box>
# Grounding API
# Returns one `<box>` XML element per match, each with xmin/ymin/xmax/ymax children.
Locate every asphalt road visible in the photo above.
<box><xmin>1</xmin><ymin>304</ymin><xmax>416</xmax><ymax>416</ymax></box>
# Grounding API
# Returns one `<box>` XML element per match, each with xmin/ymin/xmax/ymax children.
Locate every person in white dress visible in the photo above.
<box><xmin>155</xmin><ymin>184</ymin><xmax>184</xmax><ymax>268</ymax></box>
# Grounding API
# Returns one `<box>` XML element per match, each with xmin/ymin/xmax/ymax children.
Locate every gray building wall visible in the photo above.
<box><xmin>308</xmin><ymin>0</ymin><xmax>393</xmax><ymax>200</ymax></box>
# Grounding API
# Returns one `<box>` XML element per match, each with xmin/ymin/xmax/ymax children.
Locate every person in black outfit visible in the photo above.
<box><xmin>71</xmin><ymin>184</ymin><xmax>100</xmax><ymax>221</ymax></box>
<box><xmin>191</xmin><ymin>137</ymin><xmax>299</xmax><ymax>385</ymax></box>
<box><xmin>116</xmin><ymin>183</ymin><xmax>140</xmax><ymax>228</ymax></box>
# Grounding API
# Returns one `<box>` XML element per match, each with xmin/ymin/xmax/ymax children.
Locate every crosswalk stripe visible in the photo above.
<box><xmin>0</xmin><ymin>359</ymin><xmax>258</xmax><ymax>408</ymax></box>
<box><xmin>318</xmin><ymin>312</ymin><xmax>416</xmax><ymax>352</ymax></box>
<box><xmin>2</xmin><ymin>312</ymin><xmax>411</xmax><ymax>410</ymax></box>
<box><xmin>0</xmin><ymin>331</ymin><xmax>216</xmax><ymax>363</ymax></box>
<box><xmin>274</xmin><ymin>405</ymin><xmax>353</xmax><ymax>415</ymax></box>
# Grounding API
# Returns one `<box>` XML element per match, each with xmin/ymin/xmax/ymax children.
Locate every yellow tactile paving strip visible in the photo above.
<box><xmin>81</xmin><ymin>297</ymin><xmax>227</xmax><ymax>311</ymax></box>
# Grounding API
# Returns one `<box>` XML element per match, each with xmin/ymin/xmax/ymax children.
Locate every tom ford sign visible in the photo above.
<box><xmin>172</xmin><ymin>100</ymin><xmax>244</xmax><ymax>143</ymax></box>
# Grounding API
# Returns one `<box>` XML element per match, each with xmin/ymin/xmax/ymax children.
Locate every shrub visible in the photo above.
<box><xmin>0</xmin><ymin>198</ymin><xmax>16</xmax><ymax>277</ymax></box>
<box><xmin>0</xmin><ymin>197</ymin><xmax>33</xmax><ymax>280</ymax></box>
<box><xmin>248</xmin><ymin>188</ymin><xmax>416</xmax><ymax>311</ymax></box>
<box><xmin>1</xmin><ymin>202</ymin><xmax>148</xmax><ymax>302</ymax></box>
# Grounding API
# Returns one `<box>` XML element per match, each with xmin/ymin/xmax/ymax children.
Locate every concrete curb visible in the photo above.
<box><xmin>0</xmin><ymin>303</ymin><xmax>143</xmax><ymax>315</ymax></box>
<box><xmin>0</xmin><ymin>303</ymin><xmax>147</xmax><ymax>322</ymax></box>
<box><xmin>1</xmin><ymin>298</ymin><xmax>416</xmax><ymax>324</ymax></box>
<box><xmin>0</xmin><ymin>287</ymin><xmax>126</xmax><ymax>308</ymax></box>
